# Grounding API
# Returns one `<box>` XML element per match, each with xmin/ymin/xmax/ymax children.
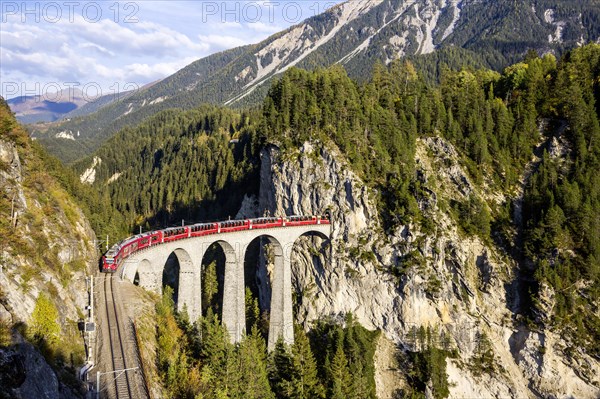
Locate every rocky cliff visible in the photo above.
<box><xmin>248</xmin><ymin>139</ymin><xmax>600</xmax><ymax>398</ymax></box>
<box><xmin>0</xmin><ymin>103</ymin><xmax>98</xmax><ymax>398</ymax></box>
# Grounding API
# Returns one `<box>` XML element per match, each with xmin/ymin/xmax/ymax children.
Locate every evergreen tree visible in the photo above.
<box><xmin>202</xmin><ymin>260</ymin><xmax>219</xmax><ymax>316</ymax></box>
<box><xmin>268</xmin><ymin>338</ymin><xmax>293</xmax><ymax>398</ymax></box>
<box><xmin>287</xmin><ymin>326</ymin><xmax>325</xmax><ymax>399</ymax></box>
<box><xmin>233</xmin><ymin>326</ymin><xmax>275</xmax><ymax>399</ymax></box>
<box><xmin>328</xmin><ymin>336</ymin><xmax>352</xmax><ymax>399</ymax></box>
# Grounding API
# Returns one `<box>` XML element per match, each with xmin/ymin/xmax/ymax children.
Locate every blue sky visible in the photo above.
<box><xmin>0</xmin><ymin>1</ymin><xmax>343</xmax><ymax>99</ymax></box>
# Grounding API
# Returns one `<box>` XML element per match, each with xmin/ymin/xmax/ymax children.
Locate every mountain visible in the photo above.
<box><xmin>75</xmin><ymin>45</ymin><xmax>600</xmax><ymax>398</ymax></box>
<box><xmin>35</xmin><ymin>0</ymin><xmax>600</xmax><ymax>163</ymax></box>
<box><xmin>7</xmin><ymin>88</ymin><xmax>87</xmax><ymax>124</ymax></box>
<box><xmin>7</xmin><ymin>87</ymin><xmax>138</xmax><ymax>125</ymax></box>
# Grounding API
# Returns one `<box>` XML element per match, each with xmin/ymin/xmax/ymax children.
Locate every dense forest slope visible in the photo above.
<box><xmin>76</xmin><ymin>45</ymin><xmax>600</xmax><ymax>397</ymax></box>
<box><xmin>32</xmin><ymin>0</ymin><xmax>600</xmax><ymax>164</ymax></box>
<box><xmin>0</xmin><ymin>99</ymin><xmax>98</xmax><ymax>398</ymax></box>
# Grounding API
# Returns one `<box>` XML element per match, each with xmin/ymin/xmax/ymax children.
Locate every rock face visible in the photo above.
<box><xmin>251</xmin><ymin>139</ymin><xmax>600</xmax><ymax>398</ymax></box>
<box><xmin>0</xmin><ymin>137</ymin><xmax>27</xmax><ymax>226</ymax></box>
<box><xmin>0</xmin><ymin>137</ymin><xmax>96</xmax><ymax>325</ymax></box>
<box><xmin>0</xmin><ymin>136</ymin><xmax>97</xmax><ymax>398</ymax></box>
<box><xmin>0</xmin><ymin>334</ymin><xmax>78</xmax><ymax>399</ymax></box>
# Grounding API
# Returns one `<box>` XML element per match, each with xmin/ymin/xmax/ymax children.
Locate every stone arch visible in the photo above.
<box><xmin>202</xmin><ymin>239</ymin><xmax>244</xmax><ymax>342</ymax></box>
<box><xmin>289</xmin><ymin>229</ymin><xmax>330</xmax><ymax>270</ymax></box>
<box><xmin>137</xmin><ymin>258</ymin><xmax>152</xmax><ymax>275</ymax></box>
<box><xmin>244</xmin><ymin>234</ymin><xmax>291</xmax><ymax>349</ymax></box>
<box><xmin>296</xmin><ymin>229</ymin><xmax>330</xmax><ymax>242</ymax></box>
<box><xmin>134</xmin><ymin>258</ymin><xmax>160</xmax><ymax>292</ymax></box>
<box><xmin>242</xmin><ymin>235</ymin><xmax>285</xmax><ymax>336</ymax></box>
<box><xmin>164</xmin><ymin>248</ymin><xmax>198</xmax><ymax>318</ymax></box>
<box><xmin>198</xmin><ymin>241</ymin><xmax>229</xmax><ymax>318</ymax></box>
<box><xmin>243</xmin><ymin>236</ymin><xmax>284</xmax><ymax>302</ymax></box>
<box><xmin>287</xmin><ymin>230</ymin><xmax>331</xmax><ymax>327</ymax></box>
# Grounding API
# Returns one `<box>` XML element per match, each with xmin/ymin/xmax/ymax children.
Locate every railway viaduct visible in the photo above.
<box><xmin>120</xmin><ymin>224</ymin><xmax>331</xmax><ymax>349</ymax></box>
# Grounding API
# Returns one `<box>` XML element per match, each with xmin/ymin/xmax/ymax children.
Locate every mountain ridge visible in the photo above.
<box><xmin>31</xmin><ymin>0</ymin><xmax>600</xmax><ymax>163</ymax></box>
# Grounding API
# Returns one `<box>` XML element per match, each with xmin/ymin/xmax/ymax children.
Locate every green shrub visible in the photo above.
<box><xmin>29</xmin><ymin>292</ymin><xmax>60</xmax><ymax>349</ymax></box>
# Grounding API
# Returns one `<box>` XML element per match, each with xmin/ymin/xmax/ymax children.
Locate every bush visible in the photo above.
<box><xmin>0</xmin><ymin>318</ymin><xmax>11</xmax><ymax>347</ymax></box>
<box><xmin>29</xmin><ymin>292</ymin><xmax>61</xmax><ymax>352</ymax></box>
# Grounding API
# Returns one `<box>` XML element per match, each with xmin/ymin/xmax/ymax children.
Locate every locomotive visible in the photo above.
<box><xmin>101</xmin><ymin>215</ymin><xmax>330</xmax><ymax>273</ymax></box>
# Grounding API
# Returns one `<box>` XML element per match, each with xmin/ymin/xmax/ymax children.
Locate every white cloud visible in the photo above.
<box><xmin>79</xmin><ymin>43</ymin><xmax>115</xmax><ymax>57</ymax></box>
<box><xmin>0</xmin><ymin>12</ymin><xmax>211</xmax><ymax>97</ymax></box>
<box><xmin>246</xmin><ymin>21</ymin><xmax>284</xmax><ymax>34</ymax></box>
<box><xmin>63</xmin><ymin>16</ymin><xmax>209</xmax><ymax>58</ymax></box>
<box><xmin>198</xmin><ymin>34</ymin><xmax>249</xmax><ymax>50</ymax></box>
<box><xmin>1</xmin><ymin>23</ymin><xmax>68</xmax><ymax>53</ymax></box>
<box><xmin>109</xmin><ymin>57</ymin><xmax>199</xmax><ymax>81</ymax></box>
<box><xmin>0</xmin><ymin>0</ymin><xmax>345</xmax><ymax>98</ymax></box>
<box><xmin>216</xmin><ymin>21</ymin><xmax>244</xmax><ymax>30</ymax></box>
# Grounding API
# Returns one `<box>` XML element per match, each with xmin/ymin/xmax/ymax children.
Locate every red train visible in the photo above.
<box><xmin>101</xmin><ymin>215</ymin><xmax>330</xmax><ymax>272</ymax></box>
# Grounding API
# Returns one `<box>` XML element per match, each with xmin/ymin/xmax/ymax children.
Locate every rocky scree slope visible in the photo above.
<box><xmin>0</xmin><ymin>100</ymin><xmax>97</xmax><ymax>399</ymax></box>
<box><xmin>238</xmin><ymin>139</ymin><xmax>600</xmax><ymax>398</ymax></box>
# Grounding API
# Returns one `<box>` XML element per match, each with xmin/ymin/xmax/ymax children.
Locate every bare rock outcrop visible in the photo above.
<box><xmin>250</xmin><ymin>138</ymin><xmax>600</xmax><ymax>398</ymax></box>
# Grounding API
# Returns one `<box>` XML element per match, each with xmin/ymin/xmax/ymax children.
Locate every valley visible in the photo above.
<box><xmin>1</xmin><ymin>1</ymin><xmax>600</xmax><ymax>398</ymax></box>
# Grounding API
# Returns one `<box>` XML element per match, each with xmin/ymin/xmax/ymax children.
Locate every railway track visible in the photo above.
<box><xmin>103</xmin><ymin>274</ymin><xmax>133</xmax><ymax>399</ymax></box>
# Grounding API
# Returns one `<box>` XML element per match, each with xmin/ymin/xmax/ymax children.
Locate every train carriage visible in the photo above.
<box><xmin>101</xmin><ymin>215</ymin><xmax>330</xmax><ymax>272</ymax></box>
